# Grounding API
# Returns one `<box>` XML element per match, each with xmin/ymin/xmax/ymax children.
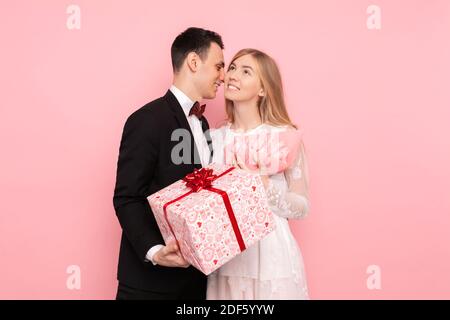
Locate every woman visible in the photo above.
<box><xmin>207</xmin><ymin>49</ymin><xmax>311</xmax><ymax>299</ymax></box>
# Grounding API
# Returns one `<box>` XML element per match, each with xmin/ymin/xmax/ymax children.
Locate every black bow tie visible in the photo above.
<box><xmin>189</xmin><ymin>102</ymin><xmax>206</xmax><ymax>119</ymax></box>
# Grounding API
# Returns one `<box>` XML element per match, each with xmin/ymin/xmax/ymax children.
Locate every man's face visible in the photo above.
<box><xmin>195</xmin><ymin>42</ymin><xmax>225</xmax><ymax>99</ymax></box>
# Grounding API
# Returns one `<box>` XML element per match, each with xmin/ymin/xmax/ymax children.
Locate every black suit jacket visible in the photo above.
<box><xmin>113</xmin><ymin>90</ymin><xmax>213</xmax><ymax>293</ymax></box>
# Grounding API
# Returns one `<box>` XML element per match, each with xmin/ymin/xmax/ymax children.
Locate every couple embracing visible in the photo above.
<box><xmin>113</xmin><ymin>27</ymin><xmax>310</xmax><ymax>300</ymax></box>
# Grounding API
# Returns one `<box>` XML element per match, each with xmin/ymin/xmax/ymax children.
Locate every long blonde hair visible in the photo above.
<box><xmin>225</xmin><ymin>48</ymin><xmax>297</xmax><ymax>129</ymax></box>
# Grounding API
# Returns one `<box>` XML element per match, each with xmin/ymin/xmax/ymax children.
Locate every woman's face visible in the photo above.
<box><xmin>224</xmin><ymin>54</ymin><xmax>264</xmax><ymax>103</ymax></box>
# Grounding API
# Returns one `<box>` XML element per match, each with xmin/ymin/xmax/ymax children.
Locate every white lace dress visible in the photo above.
<box><xmin>206</xmin><ymin>123</ymin><xmax>310</xmax><ymax>300</ymax></box>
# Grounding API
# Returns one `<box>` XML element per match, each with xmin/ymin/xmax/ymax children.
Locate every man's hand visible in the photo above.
<box><xmin>152</xmin><ymin>241</ymin><xmax>190</xmax><ymax>268</ymax></box>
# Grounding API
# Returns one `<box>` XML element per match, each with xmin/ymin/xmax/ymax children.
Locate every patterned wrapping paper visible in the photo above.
<box><xmin>147</xmin><ymin>163</ymin><xmax>276</xmax><ymax>275</ymax></box>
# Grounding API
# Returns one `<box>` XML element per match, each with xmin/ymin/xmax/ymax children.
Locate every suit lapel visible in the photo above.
<box><xmin>200</xmin><ymin>116</ymin><xmax>214</xmax><ymax>163</ymax></box>
<box><xmin>164</xmin><ymin>90</ymin><xmax>202</xmax><ymax>169</ymax></box>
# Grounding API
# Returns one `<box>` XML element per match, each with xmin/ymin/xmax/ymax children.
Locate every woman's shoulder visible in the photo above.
<box><xmin>211</xmin><ymin>122</ymin><xmax>301</xmax><ymax>136</ymax></box>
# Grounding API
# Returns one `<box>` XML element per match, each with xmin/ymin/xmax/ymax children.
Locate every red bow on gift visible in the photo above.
<box><xmin>183</xmin><ymin>168</ymin><xmax>218</xmax><ymax>192</ymax></box>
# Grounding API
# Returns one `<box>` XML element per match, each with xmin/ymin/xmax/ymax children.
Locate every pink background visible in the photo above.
<box><xmin>1</xmin><ymin>0</ymin><xmax>449</xmax><ymax>299</ymax></box>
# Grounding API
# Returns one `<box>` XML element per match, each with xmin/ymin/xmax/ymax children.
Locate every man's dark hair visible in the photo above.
<box><xmin>171</xmin><ymin>27</ymin><xmax>224</xmax><ymax>72</ymax></box>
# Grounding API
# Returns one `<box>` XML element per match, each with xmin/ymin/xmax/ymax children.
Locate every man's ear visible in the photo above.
<box><xmin>186</xmin><ymin>52</ymin><xmax>199</xmax><ymax>72</ymax></box>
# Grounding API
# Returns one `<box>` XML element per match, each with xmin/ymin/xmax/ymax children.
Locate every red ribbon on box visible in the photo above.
<box><xmin>162</xmin><ymin>167</ymin><xmax>246</xmax><ymax>252</ymax></box>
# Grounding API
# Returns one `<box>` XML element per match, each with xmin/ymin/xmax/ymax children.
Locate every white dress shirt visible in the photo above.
<box><xmin>146</xmin><ymin>85</ymin><xmax>211</xmax><ymax>264</ymax></box>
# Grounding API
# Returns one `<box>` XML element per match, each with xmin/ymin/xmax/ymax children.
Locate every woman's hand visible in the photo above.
<box><xmin>233</xmin><ymin>153</ymin><xmax>270</xmax><ymax>189</ymax></box>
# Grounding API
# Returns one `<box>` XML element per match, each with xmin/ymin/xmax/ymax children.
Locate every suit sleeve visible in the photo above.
<box><xmin>113</xmin><ymin>110</ymin><xmax>164</xmax><ymax>262</ymax></box>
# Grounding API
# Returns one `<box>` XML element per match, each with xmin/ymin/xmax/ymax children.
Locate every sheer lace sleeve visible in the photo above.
<box><xmin>265</xmin><ymin>139</ymin><xmax>310</xmax><ymax>219</ymax></box>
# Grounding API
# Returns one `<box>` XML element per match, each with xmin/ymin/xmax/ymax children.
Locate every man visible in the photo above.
<box><xmin>113</xmin><ymin>27</ymin><xmax>225</xmax><ymax>300</ymax></box>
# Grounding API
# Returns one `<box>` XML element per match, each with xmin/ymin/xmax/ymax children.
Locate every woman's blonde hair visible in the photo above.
<box><xmin>225</xmin><ymin>48</ymin><xmax>297</xmax><ymax>129</ymax></box>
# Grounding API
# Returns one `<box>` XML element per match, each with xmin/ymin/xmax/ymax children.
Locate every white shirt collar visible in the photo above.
<box><xmin>169</xmin><ymin>85</ymin><xmax>196</xmax><ymax>118</ymax></box>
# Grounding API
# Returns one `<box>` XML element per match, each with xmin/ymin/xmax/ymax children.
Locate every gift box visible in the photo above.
<box><xmin>147</xmin><ymin>164</ymin><xmax>276</xmax><ymax>275</ymax></box>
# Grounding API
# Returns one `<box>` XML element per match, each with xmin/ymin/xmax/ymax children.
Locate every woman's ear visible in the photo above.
<box><xmin>186</xmin><ymin>52</ymin><xmax>199</xmax><ymax>72</ymax></box>
<box><xmin>258</xmin><ymin>88</ymin><xmax>265</xmax><ymax>97</ymax></box>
